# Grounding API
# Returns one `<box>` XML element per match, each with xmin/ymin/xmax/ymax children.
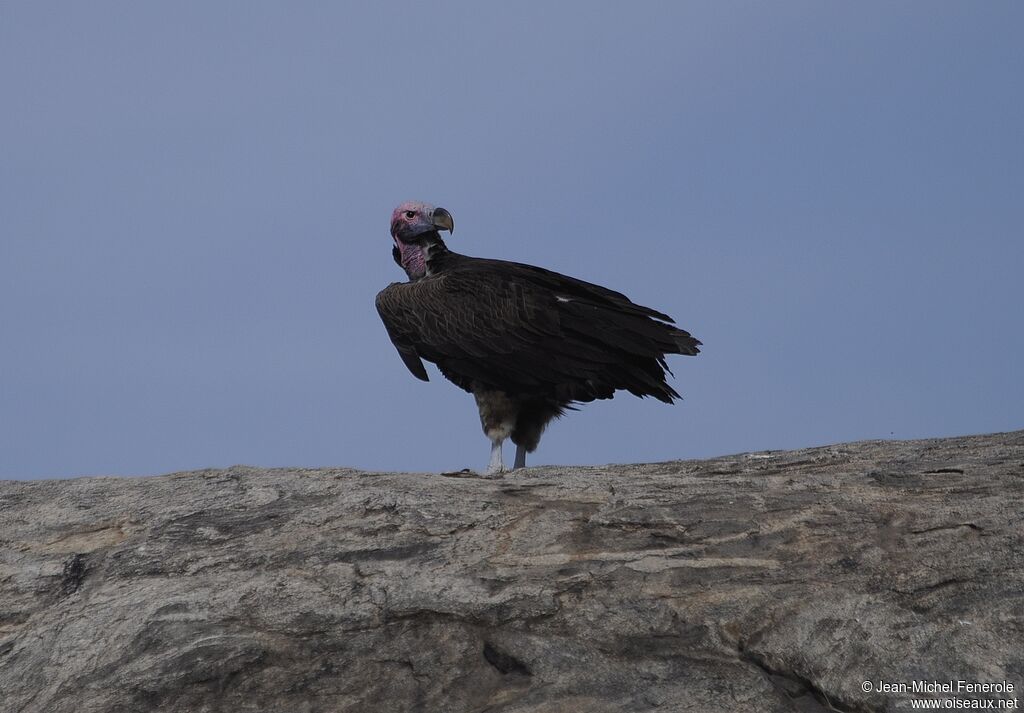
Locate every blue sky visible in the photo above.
<box><xmin>2</xmin><ymin>2</ymin><xmax>1021</xmax><ymax>479</ymax></box>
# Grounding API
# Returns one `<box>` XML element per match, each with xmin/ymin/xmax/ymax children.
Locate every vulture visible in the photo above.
<box><xmin>375</xmin><ymin>201</ymin><xmax>700</xmax><ymax>475</ymax></box>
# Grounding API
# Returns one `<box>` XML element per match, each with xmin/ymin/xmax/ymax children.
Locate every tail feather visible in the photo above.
<box><xmin>671</xmin><ymin>328</ymin><xmax>701</xmax><ymax>356</ymax></box>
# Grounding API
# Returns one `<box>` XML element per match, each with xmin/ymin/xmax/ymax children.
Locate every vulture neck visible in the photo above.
<box><xmin>400</xmin><ymin>231</ymin><xmax>452</xmax><ymax>281</ymax></box>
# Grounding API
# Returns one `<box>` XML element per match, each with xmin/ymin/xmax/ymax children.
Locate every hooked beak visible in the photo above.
<box><xmin>431</xmin><ymin>207</ymin><xmax>454</xmax><ymax>234</ymax></box>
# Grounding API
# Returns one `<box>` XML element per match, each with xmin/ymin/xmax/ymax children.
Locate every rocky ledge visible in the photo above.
<box><xmin>1</xmin><ymin>431</ymin><xmax>1023</xmax><ymax>712</ymax></box>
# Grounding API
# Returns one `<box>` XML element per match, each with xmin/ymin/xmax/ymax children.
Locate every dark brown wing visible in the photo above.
<box><xmin>376</xmin><ymin>255</ymin><xmax>699</xmax><ymax>403</ymax></box>
<box><xmin>375</xmin><ymin>283</ymin><xmax>430</xmax><ymax>381</ymax></box>
<box><xmin>469</xmin><ymin>256</ymin><xmax>701</xmax><ymax>357</ymax></box>
<box><xmin>376</xmin><ymin>272</ymin><xmax>561</xmax><ymax>392</ymax></box>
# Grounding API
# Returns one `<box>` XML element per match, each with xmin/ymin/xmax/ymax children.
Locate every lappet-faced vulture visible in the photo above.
<box><xmin>376</xmin><ymin>201</ymin><xmax>700</xmax><ymax>475</ymax></box>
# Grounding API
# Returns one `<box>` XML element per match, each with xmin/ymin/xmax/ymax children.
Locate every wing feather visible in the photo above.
<box><xmin>375</xmin><ymin>285</ymin><xmax>429</xmax><ymax>381</ymax></box>
<box><xmin>375</xmin><ymin>255</ymin><xmax>699</xmax><ymax>402</ymax></box>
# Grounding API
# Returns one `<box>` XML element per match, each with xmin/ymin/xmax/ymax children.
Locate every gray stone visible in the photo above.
<box><xmin>1</xmin><ymin>431</ymin><xmax>1022</xmax><ymax>712</ymax></box>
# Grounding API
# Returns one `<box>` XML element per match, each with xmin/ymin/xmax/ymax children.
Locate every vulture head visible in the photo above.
<box><xmin>390</xmin><ymin>201</ymin><xmax>454</xmax><ymax>280</ymax></box>
<box><xmin>390</xmin><ymin>201</ymin><xmax>454</xmax><ymax>242</ymax></box>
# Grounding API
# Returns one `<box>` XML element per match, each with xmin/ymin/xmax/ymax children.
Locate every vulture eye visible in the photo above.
<box><xmin>404</xmin><ymin>210</ymin><xmax>416</xmax><ymax>219</ymax></box>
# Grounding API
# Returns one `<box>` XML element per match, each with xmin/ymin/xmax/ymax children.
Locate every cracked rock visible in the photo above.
<box><xmin>1</xmin><ymin>433</ymin><xmax>1022</xmax><ymax>712</ymax></box>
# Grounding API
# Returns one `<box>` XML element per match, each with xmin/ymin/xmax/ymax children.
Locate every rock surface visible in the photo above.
<box><xmin>1</xmin><ymin>431</ymin><xmax>1023</xmax><ymax>713</ymax></box>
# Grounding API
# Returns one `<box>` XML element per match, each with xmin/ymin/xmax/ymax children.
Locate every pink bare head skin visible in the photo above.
<box><xmin>389</xmin><ymin>201</ymin><xmax>454</xmax><ymax>280</ymax></box>
<box><xmin>390</xmin><ymin>201</ymin><xmax>454</xmax><ymax>242</ymax></box>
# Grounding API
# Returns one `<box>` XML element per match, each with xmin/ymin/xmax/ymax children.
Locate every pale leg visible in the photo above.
<box><xmin>513</xmin><ymin>444</ymin><xmax>526</xmax><ymax>470</ymax></box>
<box><xmin>485</xmin><ymin>439</ymin><xmax>506</xmax><ymax>476</ymax></box>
